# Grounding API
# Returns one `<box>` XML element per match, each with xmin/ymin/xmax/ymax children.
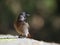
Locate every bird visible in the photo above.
<box><xmin>14</xmin><ymin>12</ymin><xmax>31</xmax><ymax>38</ymax></box>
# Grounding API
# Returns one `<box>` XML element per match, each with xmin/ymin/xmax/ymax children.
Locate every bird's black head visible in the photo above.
<box><xmin>17</xmin><ymin>12</ymin><xmax>30</xmax><ymax>22</ymax></box>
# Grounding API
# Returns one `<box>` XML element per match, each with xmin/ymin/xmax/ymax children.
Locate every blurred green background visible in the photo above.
<box><xmin>0</xmin><ymin>0</ymin><xmax>60</xmax><ymax>43</ymax></box>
